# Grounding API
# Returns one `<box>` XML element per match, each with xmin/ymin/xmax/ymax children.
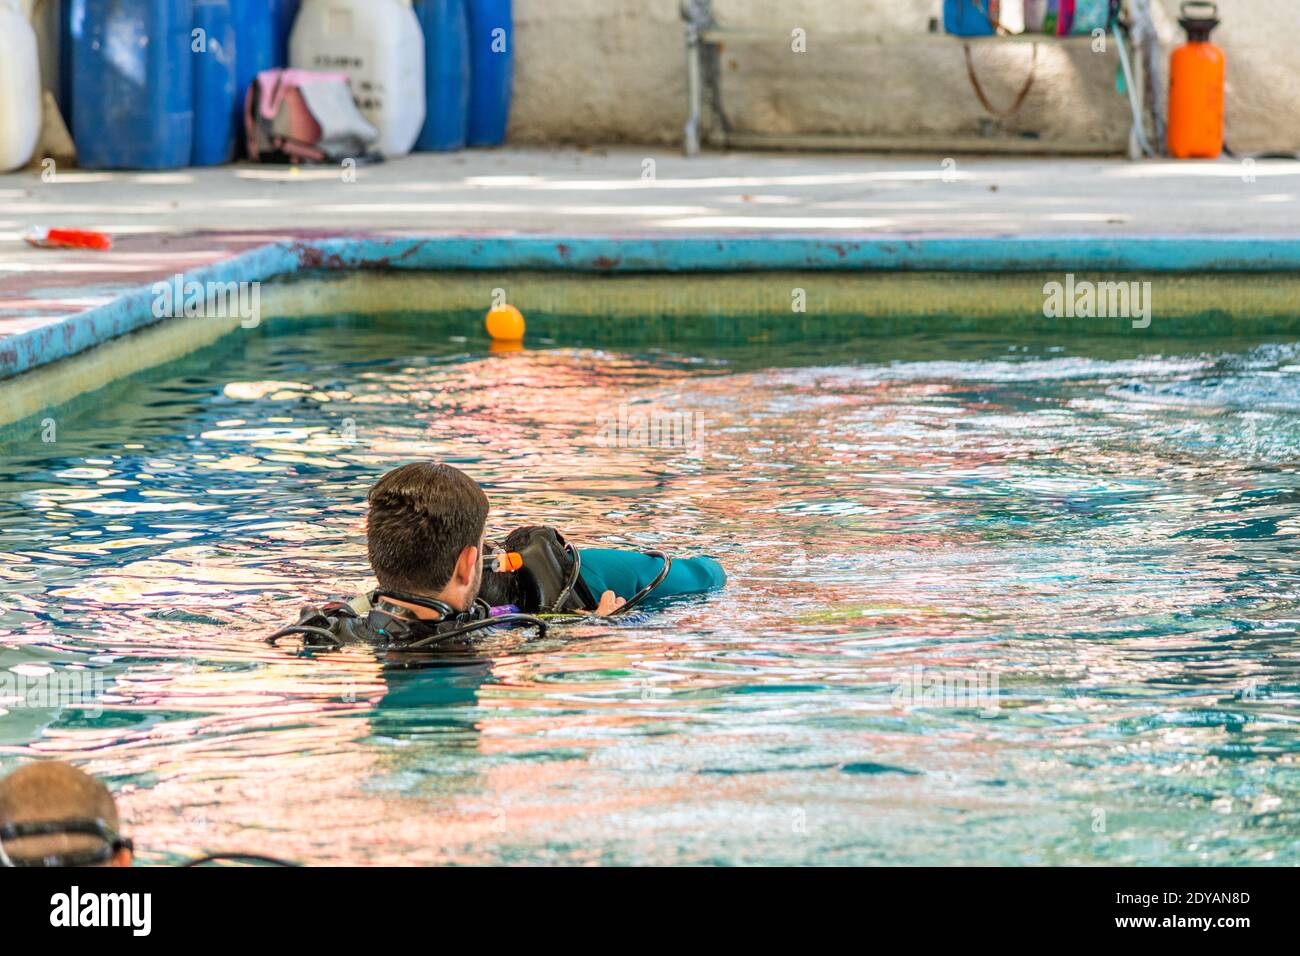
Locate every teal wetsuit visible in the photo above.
<box><xmin>577</xmin><ymin>549</ymin><xmax>725</xmax><ymax>605</ymax></box>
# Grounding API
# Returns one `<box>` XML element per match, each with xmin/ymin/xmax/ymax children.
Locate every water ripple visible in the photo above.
<box><xmin>1</xmin><ymin>325</ymin><xmax>1299</xmax><ymax>864</ymax></box>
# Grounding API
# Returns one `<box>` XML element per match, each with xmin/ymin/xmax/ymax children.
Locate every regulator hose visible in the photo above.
<box><xmin>606</xmin><ymin>551</ymin><xmax>672</xmax><ymax>617</ymax></box>
<box><xmin>181</xmin><ymin>852</ymin><xmax>299</xmax><ymax>867</ymax></box>
<box><xmin>401</xmin><ymin>612</ymin><xmax>549</xmax><ymax>649</ymax></box>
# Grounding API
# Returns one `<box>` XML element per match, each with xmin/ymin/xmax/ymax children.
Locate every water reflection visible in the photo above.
<box><xmin>1</xmin><ymin>323</ymin><xmax>1299</xmax><ymax>864</ymax></box>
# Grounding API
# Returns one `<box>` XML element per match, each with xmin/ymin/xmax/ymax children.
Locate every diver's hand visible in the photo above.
<box><xmin>595</xmin><ymin>591</ymin><xmax>626</xmax><ymax>616</ymax></box>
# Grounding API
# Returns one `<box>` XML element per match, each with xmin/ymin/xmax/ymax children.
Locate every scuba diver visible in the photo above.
<box><xmin>270</xmin><ymin>462</ymin><xmax>726</xmax><ymax>651</ymax></box>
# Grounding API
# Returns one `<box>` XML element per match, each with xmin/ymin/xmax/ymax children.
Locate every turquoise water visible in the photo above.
<box><xmin>2</xmin><ymin>319</ymin><xmax>1299</xmax><ymax>865</ymax></box>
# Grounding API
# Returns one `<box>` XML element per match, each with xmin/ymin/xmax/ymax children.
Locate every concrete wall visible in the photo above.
<box><xmin>509</xmin><ymin>0</ymin><xmax>1300</xmax><ymax>154</ymax></box>
<box><xmin>510</xmin><ymin>0</ymin><xmax>687</xmax><ymax>146</ymax></box>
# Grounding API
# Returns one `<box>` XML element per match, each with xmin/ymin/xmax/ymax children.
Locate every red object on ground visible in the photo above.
<box><xmin>24</xmin><ymin>228</ymin><xmax>114</xmax><ymax>251</ymax></box>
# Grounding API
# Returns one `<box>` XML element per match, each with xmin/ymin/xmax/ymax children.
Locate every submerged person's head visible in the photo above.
<box><xmin>0</xmin><ymin>761</ymin><xmax>132</xmax><ymax>867</ymax></box>
<box><xmin>366</xmin><ymin>462</ymin><xmax>489</xmax><ymax>611</ymax></box>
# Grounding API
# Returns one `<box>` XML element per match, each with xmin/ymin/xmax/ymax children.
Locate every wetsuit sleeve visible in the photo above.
<box><xmin>578</xmin><ymin>549</ymin><xmax>726</xmax><ymax>603</ymax></box>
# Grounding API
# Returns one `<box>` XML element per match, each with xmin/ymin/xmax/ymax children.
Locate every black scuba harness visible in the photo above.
<box><xmin>266</xmin><ymin>590</ymin><xmax>549</xmax><ymax>651</ymax></box>
<box><xmin>267</xmin><ymin>526</ymin><xmax>673</xmax><ymax>652</ymax></box>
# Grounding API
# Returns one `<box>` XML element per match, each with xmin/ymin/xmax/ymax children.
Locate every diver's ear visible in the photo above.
<box><xmin>455</xmin><ymin>543</ymin><xmax>479</xmax><ymax>585</ymax></box>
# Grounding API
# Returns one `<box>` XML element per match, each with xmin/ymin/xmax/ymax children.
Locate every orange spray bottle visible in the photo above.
<box><xmin>1167</xmin><ymin>2</ymin><xmax>1225</xmax><ymax>159</ymax></box>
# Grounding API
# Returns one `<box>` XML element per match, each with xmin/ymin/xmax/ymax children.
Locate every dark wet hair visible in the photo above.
<box><xmin>366</xmin><ymin>463</ymin><xmax>489</xmax><ymax>594</ymax></box>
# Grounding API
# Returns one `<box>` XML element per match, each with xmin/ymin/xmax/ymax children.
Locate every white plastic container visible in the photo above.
<box><xmin>290</xmin><ymin>0</ymin><xmax>426</xmax><ymax>158</ymax></box>
<box><xmin>999</xmin><ymin>0</ymin><xmax>1025</xmax><ymax>35</ymax></box>
<box><xmin>0</xmin><ymin>0</ymin><xmax>41</xmax><ymax>171</ymax></box>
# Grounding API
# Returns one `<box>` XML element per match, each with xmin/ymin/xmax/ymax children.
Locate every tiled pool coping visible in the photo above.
<box><xmin>6</xmin><ymin>233</ymin><xmax>1300</xmax><ymax>384</ymax></box>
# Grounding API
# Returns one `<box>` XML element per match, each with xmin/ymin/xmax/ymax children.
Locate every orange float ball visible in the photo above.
<box><xmin>485</xmin><ymin>304</ymin><xmax>525</xmax><ymax>341</ymax></box>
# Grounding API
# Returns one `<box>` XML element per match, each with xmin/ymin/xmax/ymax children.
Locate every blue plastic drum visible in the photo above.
<box><xmin>465</xmin><ymin>0</ymin><xmax>512</xmax><ymax>147</ymax></box>
<box><xmin>415</xmin><ymin>0</ymin><xmax>470</xmax><ymax>151</ymax></box>
<box><xmin>229</xmin><ymin>0</ymin><xmax>273</xmax><ymax>136</ymax></box>
<box><xmin>269</xmin><ymin>0</ymin><xmax>300</xmax><ymax>67</ymax></box>
<box><xmin>70</xmin><ymin>0</ymin><xmax>195</xmax><ymax>169</ymax></box>
<box><xmin>191</xmin><ymin>0</ymin><xmax>237</xmax><ymax>165</ymax></box>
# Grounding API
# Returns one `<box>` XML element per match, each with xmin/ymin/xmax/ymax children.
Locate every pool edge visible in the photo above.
<box><xmin>5</xmin><ymin>233</ymin><xmax>1300</xmax><ymax>429</ymax></box>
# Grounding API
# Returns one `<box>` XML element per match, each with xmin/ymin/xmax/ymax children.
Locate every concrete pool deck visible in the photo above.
<box><xmin>2</xmin><ymin>147</ymin><xmax>1300</xmax><ymax>422</ymax></box>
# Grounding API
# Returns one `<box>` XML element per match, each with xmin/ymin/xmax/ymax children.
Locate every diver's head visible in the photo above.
<box><xmin>366</xmin><ymin>462</ymin><xmax>489</xmax><ymax>613</ymax></box>
<box><xmin>0</xmin><ymin>761</ymin><xmax>132</xmax><ymax>867</ymax></box>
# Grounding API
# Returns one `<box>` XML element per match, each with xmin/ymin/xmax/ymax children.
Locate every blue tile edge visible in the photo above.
<box><xmin>5</xmin><ymin>233</ymin><xmax>1300</xmax><ymax>381</ymax></box>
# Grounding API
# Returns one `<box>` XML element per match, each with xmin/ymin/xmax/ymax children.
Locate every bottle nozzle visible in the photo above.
<box><xmin>493</xmin><ymin>552</ymin><xmax>524</xmax><ymax>573</ymax></box>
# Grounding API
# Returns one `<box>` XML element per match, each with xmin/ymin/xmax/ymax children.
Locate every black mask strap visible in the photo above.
<box><xmin>0</xmin><ymin>819</ymin><xmax>131</xmax><ymax>868</ymax></box>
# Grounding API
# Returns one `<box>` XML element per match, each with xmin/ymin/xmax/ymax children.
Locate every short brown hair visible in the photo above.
<box><xmin>366</xmin><ymin>462</ymin><xmax>489</xmax><ymax>594</ymax></box>
<box><xmin>0</xmin><ymin>761</ymin><xmax>120</xmax><ymax>864</ymax></box>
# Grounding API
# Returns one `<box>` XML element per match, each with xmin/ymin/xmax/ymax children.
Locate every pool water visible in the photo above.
<box><xmin>2</xmin><ymin>319</ymin><xmax>1299</xmax><ymax>866</ymax></box>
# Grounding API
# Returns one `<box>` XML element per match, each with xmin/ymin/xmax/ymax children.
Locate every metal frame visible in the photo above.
<box><xmin>681</xmin><ymin>1</ymin><xmax>1154</xmax><ymax>159</ymax></box>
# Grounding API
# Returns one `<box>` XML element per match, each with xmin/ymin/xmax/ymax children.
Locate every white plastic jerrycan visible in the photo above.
<box><xmin>291</xmin><ymin>0</ymin><xmax>427</xmax><ymax>158</ymax></box>
<box><xmin>0</xmin><ymin>0</ymin><xmax>42</xmax><ymax>171</ymax></box>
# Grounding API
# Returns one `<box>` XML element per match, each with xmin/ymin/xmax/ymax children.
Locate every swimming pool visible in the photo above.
<box><xmin>1</xmin><ymin>315</ymin><xmax>1298</xmax><ymax>865</ymax></box>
